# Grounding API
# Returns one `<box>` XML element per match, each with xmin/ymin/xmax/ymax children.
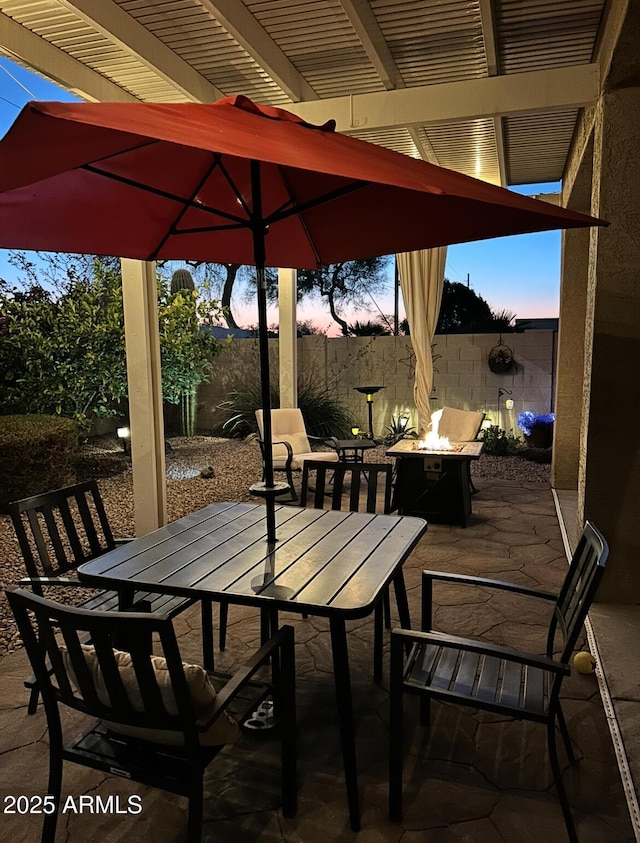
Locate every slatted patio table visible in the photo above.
<box><xmin>78</xmin><ymin>500</ymin><xmax>427</xmax><ymax>832</ymax></box>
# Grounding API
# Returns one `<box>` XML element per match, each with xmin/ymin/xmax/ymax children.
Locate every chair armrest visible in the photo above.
<box><xmin>257</xmin><ymin>435</ymin><xmax>294</xmax><ymax>460</ymax></box>
<box><xmin>203</xmin><ymin>625</ymin><xmax>295</xmax><ymax>723</ymax></box>
<box><xmin>392</xmin><ymin>627</ymin><xmax>570</xmax><ymax>675</ymax></box>
<box><xmin>19</xmin><ymin>576</ymin><xmax>80</xmax><ymax>588</ymax></box>
<box><xmin>422</xmin><ymin>570</ymin><xmax>557</xmax><ymax>602</ymax></box>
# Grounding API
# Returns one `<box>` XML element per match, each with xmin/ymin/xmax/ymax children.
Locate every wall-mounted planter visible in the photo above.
<box><xmin>488</xmin><ymin>338</ymin><xmax>515</xmax><ymax>374</ymax></box>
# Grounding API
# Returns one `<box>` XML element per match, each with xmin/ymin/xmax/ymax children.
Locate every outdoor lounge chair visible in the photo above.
<box><xmin>6</xmin><ymin>588</ymin><xmax>296</xmax><ymax>843</ymax></box>
<box><xmin>429</xmin><ymin>406</ymin><xmax>485</xmax><ymax>443</ymax></box>
<box><xmin>388</xmin><ymin>520</ymin><xmax>608</xmax><ymax>843</ymax></box>
<box><xmin>8</xmin><ymin>480</ymin><xmax>216</xmax><ymax>712</ymax></box>
<box><xmin>255</xmin><ymin>408</ymin><xmax>338</xmax><ymax>503</ymax></box>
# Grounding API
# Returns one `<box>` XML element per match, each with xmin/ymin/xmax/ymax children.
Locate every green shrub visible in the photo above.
<box><xmin>479</xmin><ymin>424</ymin><xmax>523</xmax><ymax>456</ymax></box>
<box><xmin>0</xmin><ymin>415</ymin><xmax>78</xmax><ymax>511</ymax></box>
<box><xmin>215</xmin><ymin>377</ymin><xmax>354</xmax><ymax>439</ymax></box>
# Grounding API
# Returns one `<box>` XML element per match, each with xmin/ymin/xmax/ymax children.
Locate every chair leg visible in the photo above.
<box><xmin>43</xmin><ymin>722</ymin><xmax>63</xmax><ymax>843</ymax></box>
<box><xmin>389</xmin><ymin>632</ymin><xmax>405</xmax><ymax>822</ymax></box>
<box><xmin>286</xmin><ymin>465</ymin><xmax>298</xmax><ymax>502</ymax></box>
<box><xmin>556</xmin><ymin>706</ymin><xmax>576</xmax><ymax>764</ymax></box>
<box><xmin>219</xmin><ymin>600</ymin><xmax>229</xmax><ymax>652</ymax></box>
<box><xmin>374</xmin><ymin>603</ymin><xmax>383</xmax><ymax>683</ymax></box>
<box><xmin>186</xmin><ymin>781</ymin><xmax>204</xmax><ymax>843</ymax></box>
<box><xmin>27</xmin><ymin>684</ymin><xmax>40</xmax><ymax>715</ymax></box>
<box><xmin>547</xmin><ymin>718</ymin><xmax>578</xmax><ymax>843</ymax></box>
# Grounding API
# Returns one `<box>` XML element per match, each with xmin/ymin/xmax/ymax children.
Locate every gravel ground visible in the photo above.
<box><xmin>0</xmin><ymin>435</ymin><xmax>549</xmax><ymax>657</ymax></box>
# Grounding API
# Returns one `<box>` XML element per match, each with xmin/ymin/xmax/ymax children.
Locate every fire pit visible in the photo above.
<box><xmin>386</xmin><ymin>439</ymin><xmax>483</xmax><ymax>527</ymax></box>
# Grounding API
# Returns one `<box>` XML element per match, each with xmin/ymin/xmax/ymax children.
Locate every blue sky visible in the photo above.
<box><xmin>0</xmin><ymin>56</ymin><xmax>562</xmax><ymax>330</ymax></box>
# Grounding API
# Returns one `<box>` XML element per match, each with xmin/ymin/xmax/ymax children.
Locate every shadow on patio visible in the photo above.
<box><xmin>0</xmin><ymin>475</ymin><xmax>634</xmax><ymax>842</ymax></box>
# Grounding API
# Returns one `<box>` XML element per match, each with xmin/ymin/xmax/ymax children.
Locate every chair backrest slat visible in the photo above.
<box><xmin>549</xmin><ymin>521</ymin><xmax>608</xmax><ymax>662</ymax></box>
<box><xmin>6</xmin><ymin>588</ymin><xmax>196</xmax><ymax>735</ymax></box>
<box><xmin>9</xmin><ymin>480</ymin><xmax>117</xmax><ymax>579</ymax></box>
<box><xmin>301</xmin><ymin>461</ymin><xmax>392</xmax><ymax>515</ymax></box>
<box><xmin>126</xmin><ymin>639</ymin><xmax>167</xmax><ymax>715</ymax></box>
<box><xmin>59</xmin><ymin>624</ymin><xmax>104</xmax><ymax>709</ymax></box>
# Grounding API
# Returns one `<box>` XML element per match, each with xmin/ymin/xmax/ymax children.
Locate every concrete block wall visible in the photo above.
<box><xmin>197</xmin><ymin>329</ymin><xmax>556</xmax><ymax>438</ymax></box>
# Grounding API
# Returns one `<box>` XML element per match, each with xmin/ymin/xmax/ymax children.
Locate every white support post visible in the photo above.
<box><xmin>120</xmin><ymin>258</ymin><xmax>167</xmax><ymax>535</ymax></box>
<box><xmin>278</xmin><ymin>267</ymin><xmax>298</xmax><ymax>408</ymax></box>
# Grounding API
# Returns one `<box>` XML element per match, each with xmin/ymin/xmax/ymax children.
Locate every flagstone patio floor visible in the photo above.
<box><xmin>0</xmin><ymin>475</ymin><xmax>635</xmax><ymax>842</ymax></box>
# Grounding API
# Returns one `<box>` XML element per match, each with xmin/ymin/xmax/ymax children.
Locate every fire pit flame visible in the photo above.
<box><xmin>418</xmin><ymin>431</ymin><xmax>453</xmax><ymax>451</ymax></box>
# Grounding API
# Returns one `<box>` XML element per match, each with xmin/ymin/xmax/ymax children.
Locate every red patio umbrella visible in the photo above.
<box><xmin>0</xmin><ymin>95</ymin><xmax>606</xmax><ymax>541</ymax></box>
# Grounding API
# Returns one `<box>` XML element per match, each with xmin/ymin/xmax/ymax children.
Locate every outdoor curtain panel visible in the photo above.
<box><xmin>397</xmin><ymin>247</ymin><xmax>447</xmax><ymax>431</ymax></box>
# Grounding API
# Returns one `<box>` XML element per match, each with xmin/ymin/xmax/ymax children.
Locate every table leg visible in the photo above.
<box><xmin>392</xmin><ymin>570</ymin><xmax>411</xmax><ymax>629</ymax></box>
<box><xmin>201</xmin><ymin>599</ymin><xmax>214</xmax><ymax>670</ymax></box>
<box><xmin>329</xmin><ymin>616</ymin><xmax>361</xmax><ymax>832</ymax></box>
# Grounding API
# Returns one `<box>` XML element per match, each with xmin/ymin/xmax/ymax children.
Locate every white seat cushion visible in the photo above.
<box><xmin>435</xmin><ymin>407</ymin><xmax>485</xmax><ymax>442</ymax></box>
<box><xmin>62</xmin><ymin>644</ymin><xmax>240</xmax><ymax>747</ymax></box>
<box><xmin>289</xmin><ymin>451</ymin><xmax>339</xmax><ymax>470</ymax></box>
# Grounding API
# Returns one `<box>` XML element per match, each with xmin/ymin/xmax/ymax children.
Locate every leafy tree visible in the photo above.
<box><xmin>296</xmin><ymin>319</ymin><xmax>325</xmax><ymax>336</ymax></box>
<box><xmin>163</xmin><ymin>261</ymin><xmax>276</xmax><ymax>330</ymax></box>
<box><xmin>400</xmin><ymin>280</ymin><xmax>516</xmax><ymax>335</ymax></box>
<box><xmin>436</xmin><ymin>280</ymin><xmax>515</xmax><ymax>333</ymax></box>
<box><xmin>0</xmin><ymin>253</ymin><xmax>226</xmax><ymax>430</ymax></box>
<box><xmin>347</xmin><ymin>319</ymin><xmax>391</xmax><ymax>336</ymax></box>
<box><xmin>0</xmin><ymin>260</ymin><xmax>128</xmax><ymax>425</ymax></box>
<box><xmin>161</xmin><ymin>258</ymin><xmax>391</xmax><ymax>336</ymax></box>
<box><xmin>294</xmin><ymin>258</ymin><xmax>391</xmax><ymax>336</ymax></box>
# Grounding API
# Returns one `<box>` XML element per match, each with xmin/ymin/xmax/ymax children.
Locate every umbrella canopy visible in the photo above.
<box><xmin>0</xmin><ymin>95</ymin><xmax>606</xmax><ymax>541</ymax></box>
<box><xmin>0</xmin><ymin>95</ymin><xmax>604</xmax><ymax>265</ymax></box>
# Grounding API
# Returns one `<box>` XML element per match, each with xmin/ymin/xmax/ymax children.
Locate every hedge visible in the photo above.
<box><xmin>0</xmin><ymin>415</ymin><xmax>79</xmax><ymax>511</ymax></box>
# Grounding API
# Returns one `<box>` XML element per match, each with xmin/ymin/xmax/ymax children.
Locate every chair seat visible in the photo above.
<box><xmin>79</xmin><ymin>588</ymin><xmax>194</xmax><ymax>617</ymax></box>
<box><xmin>24</xmin><ymin>588</ymin><xmax>195</xmax><ymax>699</ymax></box>
<box><xmin>288</xmin><ymin>451</ymin><xmax>338</xmax><ymax>470</ymax></box>
<box><xmin>405</xmin><ymin>640</ymin><xmax>550</xmax><ymax>719</ymax></box>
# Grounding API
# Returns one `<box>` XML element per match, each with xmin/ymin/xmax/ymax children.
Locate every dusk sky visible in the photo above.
<box><xmin>0</xmin><ymin>56</ymin><xmax>562</xmax><ymax>333</ymax></box>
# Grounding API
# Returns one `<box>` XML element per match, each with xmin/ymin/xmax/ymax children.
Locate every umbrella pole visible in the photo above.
<box><xmin>248</xmin><ymin>162</ymin><xmax>288</xmax><ymax>544</ymax></box>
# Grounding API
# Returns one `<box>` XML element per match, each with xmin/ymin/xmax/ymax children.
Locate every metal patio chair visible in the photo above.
<box><xmin>8</xmin><ymin>480</ymin><xmax>216</xmax><ymax>712</ymax></box>
<box><xmin>6</xmin><ymin>587</ymin><xmax>296</xmax><ymax>843</ymax></box>
<box><xmin>388</xmin><ymin>521</ymin><xmax>608</xmax><ymax>843</ymax></box>
<box><xmin>255</xmin><ymin>408</ymin><xmax>338</xmax><ymax>502</ymax></box>
<box><xmin>301</xmin><ymin>459</ymin><xmax>412</xmax><ymax>681</ymax></box>
<box><xmin>217</xmin><ymin>408</ymin><xmax>339</xmax><ymax>652</ymax></box>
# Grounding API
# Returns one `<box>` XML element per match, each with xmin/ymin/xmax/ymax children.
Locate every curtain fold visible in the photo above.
<box><xmin>397</xmin><ymin>248</ymin><xmax>447</xmax><ymax>432</ymax></box>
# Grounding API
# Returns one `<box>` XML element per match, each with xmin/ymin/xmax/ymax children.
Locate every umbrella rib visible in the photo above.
<box><xmin>216</xmin><ymin>157</ymin><xmax>252</xmax><ymax>218</ymax></box>
<box><xmin>81</xmin><ymin>164</ymin><xmax>249</xmax><ymax>227</ymax></box>
<box><xmin>266</xmin><ymin>180</ymin><xmax>370</xmax><ymax>224</ymax></box>
<box><xmin>264</xmin><ymin>166</ymin><xmax>320</xmax><ymax>266</ymax></box>
<box><xmin>148</xmin><ymin>154</ymin><xmax>225</xmax><ymax>261</ymax></box>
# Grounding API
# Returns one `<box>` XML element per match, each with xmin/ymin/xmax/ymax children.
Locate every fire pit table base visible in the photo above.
<box><xmin>386</xmin><ymin>440</ymin><xmax>483</xmax><ymax>527</ymax></box>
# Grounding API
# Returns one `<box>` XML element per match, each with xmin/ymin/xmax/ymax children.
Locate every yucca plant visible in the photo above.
<box><xmin>215</xmin><ymin>377</ymin><xmax>354</xmax><ymax>439</ymax></box>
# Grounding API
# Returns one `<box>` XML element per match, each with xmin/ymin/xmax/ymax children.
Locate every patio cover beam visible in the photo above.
<box><xmin>200</xmin><ymin>0</ymin><xmax>317</xmax><ymax>102</ymax></box>
<box><xmin>477</xmin><ymin>0</ymin><xmax>507</xmax><ymax>187</ymax></box>
<box><xmin>288</xmin><ymin>64</ymin><xmax>600</xmax><ymax>133</ymax></box>
<box><xmin>337</xmin><ymin>0</ymin><xmax>439</xmax><ymax>164</ymax></box>
<box><xmin>0</xmin><ymin>12</ymin><xmax>135</xmax><ymax>103</ymax></box>
<box><xmin>56</xmin><ymin>0</ymin><xmax>222</xmax><ymax>102</ymax></box>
